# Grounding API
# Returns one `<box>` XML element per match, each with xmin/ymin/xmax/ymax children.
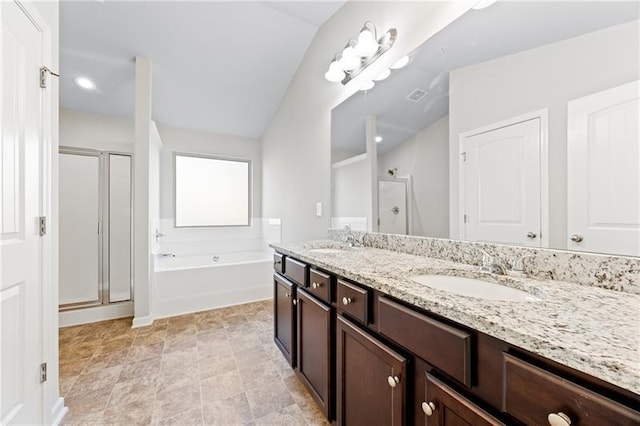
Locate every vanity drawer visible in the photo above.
<box><xmin>273</xmin><ymin>253</ymin><xmax>284</xmax><ymax>274</ymax></box>
<box><xmin>309</xmin><ymin>268</ymin><xmax>332</xmax><ymax>303</ymax></box>
<box><xmin>503</xmin><ymin>353</ymin><xmax>640</xmax><ymax>425</ymax></box>
<box><xmin>378</xmin><ymin>296</ymin><xmax>472</xmax><ymax>387</ymax></box>
<box><xmin>336</xmin><ymin>279</ymin><xmax>369</xmax><ymax>324</ymax></box>
<box><xmin>285</xmin><ymin>257</ymin><xmax>308</xmax><ymax>287</ymax></box>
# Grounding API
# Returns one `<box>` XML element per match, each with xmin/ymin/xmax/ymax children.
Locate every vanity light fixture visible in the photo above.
<box><xmin>325</xmin><ymin>22</ymin><xmax>397</xmax><ymax>85</ymax></box>
<box><xmin>373</xmin><ymin>69</ymin><xmax>391</xmax><ymax>81</ymax></box>
<box><xmin>472</xmin><ymin>0</ymin><xmax>498</xmax><ymax>10</ymax></box>
<box><xmin>390</xmin><ymin>55</ymin><xmax>410</xmax><ymax>70</ymax></box>
<box><xmin>74</xmin><ymin>76</ymin><xmax>96</xmax><ymax>90</ymax></box>
<box><xmin>360</xmin><ymin>80</ymin><xmax>375</xmax><ymax>91</ymax></box>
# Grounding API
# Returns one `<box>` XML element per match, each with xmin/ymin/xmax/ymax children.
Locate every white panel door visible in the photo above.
<box><xmin>59</xmin><ymin>152</ymin><xmax>101</xmax><ymax>306</ymax></box>
<box><xmin>567</xmin><ymin>81</ymin><xmax>640</xmax><ymax>256</ymax></box>
<box><xmin>378</xmin><ymin>179</ymin><xmax>408</xmax><ymax>235</ymax></box>
<box><xmin>1</xmin><ymin>1</ymin><xmax>44</xmax><ymax>423</ymax></box>
<box><xmin>463</xmin><ymin>118</ymin><xmax>542</xmax><ymax>247</ymax></box>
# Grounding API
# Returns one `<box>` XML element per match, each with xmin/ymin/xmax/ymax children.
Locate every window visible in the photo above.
<box><xmin>174</xmin><ymin>153</ymin><xmax>251</xmax><ymax>227</ymax></box>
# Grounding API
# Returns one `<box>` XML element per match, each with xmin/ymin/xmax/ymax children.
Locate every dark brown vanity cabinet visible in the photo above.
<box><xmin>336</xmin><ymin>315</ymin><xmax>407</xmax><ymax>426</ymax></box>
<box><xmin>422</xmin><ymin>373</ymin><xmax>503</xmax><ymax>426</ymax></box>
<box><xmin>273</xmin><ymin>273</ymin><xmax>296</xmax><ymax>367</ymax></box>
<box><xmin>296</xmin><ymin>288</ymin><xmax>333</xmax><ymax>419</ymax></box>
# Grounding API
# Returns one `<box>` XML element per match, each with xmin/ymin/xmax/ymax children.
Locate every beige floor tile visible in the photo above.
<box><xmin>118</xmin><ymin>357</ymin><xmax>162</xmax><ymax>384</ymax></box>
<box><xmin>94</xmin><ymin>336</ymin><xmax>134</xmax><ymax>355</ymax></box>
<box><xmin>233</xmin><ymin>346</ymin><xmax>268</xmax><ymax>366</ymax></box>
<box><xmin>127</xmin><ymin>342</ymin><xmax>165</xmax><ymax>363</ymax></box>
<box><xmin>60</xmin><ymin>375</ymin><xmax>78</xmax><ymax>397</ymax></box>
<box><xmin>245</xmin><ymin>380</ymin><xmax>295</xmax><ymax>419</ymax></box>
<box><xmin>68</xmin><ymin>365</ymin><xmax>123</xmax><ymax>396</ymax></box>
<box><xmin>199</xmin><ymin>353</ymin><xmax>236</xmax><ymax>380</ymax></box>
<box><xmin>153</xmin><ymin>407</ymin><xmax>203</xmax><ymax>426</ymax></box>
<box><xmin>200</xmin><ymin>370</ymin><xmax>244</xmax><ymax>402</ymax></box>
<box><xmin>161</xmin><ymin>346</ymin><xmax>199</xmax><ymax>370</ymax></box>
<box><xmin>133</xmin><ymin>329</ymin><xmax>167</xmax><ymax>346</ymax></box>
<box><xmin>164</xmin><ymin>333</ymin><xmax>197</xmax><ymax>354</ymax></box>
<box><xmin>238</xmin><ymin>360</ymin><xmax>280</xmax><ymax>389</ymax></box>
<box><xmin>64</xmin><ymin>384</ymin><xmax>114</xmax><ymax>417</ymax></box>
<box><xmin>103</xmin><ymin>399</ymin><xmax>154</xmax><ymax>425</ymax></box>
<box><xmin>107</xmin><ymin>378</ymin><xmax>157</xmax><ymax>408</ymax></box>
<box><xmin>60</xmin><ymin>358</ymin><xmax>91</xmax><ymax>378</ymax></box>
<box><xmin>229</xmin><ymin>333</ymin><xmax>262</xmax><ymax>353</ymax></box>
<box><xmin>156</xmin><ymin>363</ymin><xmax>200</xmax><ymax>391</ymax></box>
<box><xmin>60</xmin><ymin>341</ymin><xmax>98</xmax><ymax>362</ymax></box>
<box><xmin>61</xmin><ymin>410</ymin><xmax>106</xmax><ymax>426</ymax></box>
<box><xmin>202</xmin><ymin>392</ymin><xmax>253</xmax><ymax>425</ymax></box>
<box><xmin>153</xmin><ymin>383</ymin><xmax>201</xmax><ymax>420</ymax></box>
<box><xmin>85</xmin><ymin>348</ymin><xmax>129</xmax><ymax>372</ymax></box>
<box><xmin>197</xmin><ymin>338</ymin><xmax>234</xmax><ymax>360</ymax></box>
<box><xmin>253</xmin><ymin>403</ymin><xmax>306</xmax><ymax>425</ymax></box>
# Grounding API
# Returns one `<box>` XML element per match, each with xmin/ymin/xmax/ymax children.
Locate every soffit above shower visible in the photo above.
<box><xmin>59</xmin><ymin>1</ymin><xmax>345</xmax><ymax>139</ymax></box>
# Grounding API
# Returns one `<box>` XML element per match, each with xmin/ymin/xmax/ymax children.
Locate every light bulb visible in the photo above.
<box><xmin>375</xmin><ymin>136</ymin><xmax>383</xmax><ymax>143</ymax></box>
<box><xmin>324</xmin><ymin>60</ymin><xmax>346</xmax><ymax>82</ymax></box>
<box><xmin>354</xmin><ymin>28</ymin><xmax>379</xmax><ymax>57</ymax></box>
<box><xmin>360</xmin><ymin>80</ymin><xmax>375</xmax><ymax>91</ymax></box>
<box><xmin>373</xmin><ymin>69</ymin><xmax>391</xmax><ymax>81</ymax></box>
<box><xmin>472</xmin><ymin>0</ymin><xmax>497</xmax><ymax>9</ymax></box>
<box><xmin>74</xmin><ymin>76</ymin><xmax>96</xmax><ymax>90</ymax></box>
<box><xmin>339</xmin><ymin>44</ymin><xmax>360</xmax><ymax>71</ymax></box>
<box><xmin>390</xmin><ymin>56</ymin><xmax>409</xmax><ymax>70</ymax></box>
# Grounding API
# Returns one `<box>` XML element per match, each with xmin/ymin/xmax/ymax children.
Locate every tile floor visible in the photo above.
<box><xmin>59</xmin><ymin>300</ymin><xmax>328</xmax><ymax>425</ymax></box>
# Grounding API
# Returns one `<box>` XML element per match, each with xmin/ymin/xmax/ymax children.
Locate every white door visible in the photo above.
<box><xmin>462</xmin><ymin>117</ymin><xmax>542</xmax><ymax>247</ymax></box>
<box><xmin>1</xmin><ymin>1</ymin><xmax>45</xmax><ymax>424</ymax></box>
<box><xmin>378</xmin><ymin>179</ymin><xmax>408</xmax><ymax>235</ymax></box>
<box><xmin>567</xmin><ymin>81</ymin><xmax>640</xmax><ymax>256</ymax></box>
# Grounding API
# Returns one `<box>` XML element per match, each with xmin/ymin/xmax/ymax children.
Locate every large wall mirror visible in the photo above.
<box><xmin>330</xmin><ymin>1</ymin><xmax>640</xmax><ymax>257</ymax></box>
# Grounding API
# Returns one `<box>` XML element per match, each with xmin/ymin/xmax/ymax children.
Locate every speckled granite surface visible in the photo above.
<box><xmin>328</xmin><ymin>230</ymin><xmax>640</xmax><ymax>295</ymax></box>
<box><xmin>271</xmin><ymin>240</ymin><xmax>640</xmax><ymax>396</ymax></box>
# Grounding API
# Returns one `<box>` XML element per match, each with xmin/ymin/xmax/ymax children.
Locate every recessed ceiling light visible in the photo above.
<box><xmin>375</xmin><ymin>136</ymin><xmax>383</xmax><ymax>143</ymax></box>
<box><xmin>472</xmin><ymin>0</ymin><xmax>497</xmax><ymax>10</ymax></box>
<box><xmin>390</xmin><ymin>56</ymin><xmax>409</xmax><ymax>70</ymax></box>
<box><xmin>74</xmin><ymin>76</ymin><xmax>96</xmax><ymax>90</ymax></box>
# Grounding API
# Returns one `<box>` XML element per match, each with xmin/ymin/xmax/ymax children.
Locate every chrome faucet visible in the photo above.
<box><xmin>344</xmin><ymin>224</ymin><xmax>361</xmax><ymax>248</ymax></box>
<box><xmin>510</xmin><ymin>254</ymin><xmax>534</xmax><ymax>277</ymax></box>
<box><xmin>480</xmin><ymin>250</ymin><xmax>508</xmax><ymax>275</ymax></box>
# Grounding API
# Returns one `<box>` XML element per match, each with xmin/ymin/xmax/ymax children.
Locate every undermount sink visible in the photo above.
<box><xmin>411</xmin><ymin>274</ymin><xmax>542</xmax><ymax>302</ymax></box>
<box><xmin>308</xmin><ymin>248</ymin><xmax>345</xmax><ymax>254</ymax></box>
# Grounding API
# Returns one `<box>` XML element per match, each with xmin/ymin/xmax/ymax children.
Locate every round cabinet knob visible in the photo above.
<box><xmin>292</xmin><ymin>299</ymin><xmax>297</xmax><ymax>306</ymax></box>
<box><xmin>387</xmin><ymin>376</ymin><xmax>400</xmax><ymax>388</ymax></box>
<box><xmin>570</xmin><ymin>234</ymin><xmax>583</xmax><ymax>243</ymax></box>
<box><xmin>342</xmin><ymin>297</ymin><xmax>352</xmax><ymax>306</ymax></box>
<box><xmin>421</xmin><ymin>401</ymin><xmax>436</xmax><ymax>417</ymax></box>
<box><xmin>285</xmin><ymin>292</ymin><xmax>290</xmax><ymax>298</ymax></box>
<box><xmin>526</xmin><ymin>232</ymin><xmax>537</xmax><ymax>239</ymax></box>
<box><xmin>548</xmin><ymin>412</ymin><xmax>572</xmax><ymax>426</ymax></box>
<box><xmin>312</xmin><ymin>282</ymin><xmax>322</xmax><ymax>289</ymax></box>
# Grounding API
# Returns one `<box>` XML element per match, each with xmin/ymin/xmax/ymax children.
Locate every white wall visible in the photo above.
<box><xmin>261</xmin><ymin>1</ymin><xmax>475</xmax><ymax>243</ymax></box>
<box><xmin>379</xmin><ymin>115</ymin><xmax>449</xmax><ymax>238</ymax></box>
<box><xmin>331</xmin><ymin>155</ymin><xmax>369</xmax><ymax>225</ymax></box>
<box><xmin>448</xmin><ymin>20</ymin><xmax>640</xmax><ymax>248</ymax></box>
<box><xmin>60</xmin><ymin>109</ymin><xmax>133</xmax><ymax>152</ymax></box>
<box><xmin>157</xmin><ymin>125</ymin><xmax>262</xmax><ymax>222</ymax></box>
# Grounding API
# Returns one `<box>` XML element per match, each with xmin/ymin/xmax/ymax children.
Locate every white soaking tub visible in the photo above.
<box><xmin>153</xmin><ymin>250</ymin><xmax>273</xmax><ymax>318</ymax></box>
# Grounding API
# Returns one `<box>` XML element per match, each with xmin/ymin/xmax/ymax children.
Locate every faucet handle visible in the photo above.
<box><xmin>511</xmin><ymin>255</ymin><xmax>534</xmax><ymax>273</ymax></box>
<box><xmin>480</xmin><ymin>250</ymin><xmax>493</xmax><ymax>266</ymax></box>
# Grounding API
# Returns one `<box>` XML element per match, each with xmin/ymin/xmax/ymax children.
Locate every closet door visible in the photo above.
<box><xmin>59</xmin><ymin>151</ymin><xmax>102</xmax><ymax>306</ymax></box>
<box><xmin>108</xmin><ymin>154</ymin><xmax>132</xmax><ymax>302</ymax></box>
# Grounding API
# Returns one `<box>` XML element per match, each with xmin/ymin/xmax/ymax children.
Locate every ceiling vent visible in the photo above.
<box><xmin>406</xmin><ymin>88</ymin><xmax>427</xmax><ymax>102</ymax></box>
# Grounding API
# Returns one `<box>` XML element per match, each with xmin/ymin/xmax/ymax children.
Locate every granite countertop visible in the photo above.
<box><xmin>271</xmin><ymin>240</ymin><xmax>640</xmax><ymax>396</ymax></box>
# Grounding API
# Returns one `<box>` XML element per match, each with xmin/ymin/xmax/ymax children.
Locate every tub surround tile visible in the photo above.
<box><xmin>272</xmin><ymin>239</ymin><xmax>640</xmax><ymax>395</ymax></box>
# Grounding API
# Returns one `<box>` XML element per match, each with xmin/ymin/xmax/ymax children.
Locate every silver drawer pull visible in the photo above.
<box><xmin>570</xmin><ymin>234</ymin><xmax>583</xmax><ymax>243</ymax></box>
<box><xmin>312</xmin><ymin>282</ymin><xmax>323</xmax><ymax>289</ymax></box>
<box><xmin>421</xmin><ymin>401</ymin><xmax>436</xmax><ymax>416</ymax></box>
<box><xmin>526</xmin><ymin>232</ymin><xmax>537</xmax><ymax>239</ymax></box>
<box><xmin>548</xmin><ymin>412</ymin><xmax>571</xmax><ymax>426</ymax></box>
<box><xmin>342</xmin><ymin>297</ymin><xmax>352</xmax><ymax>305</ymax></box>
<box><xmin>284</xmin><ymin>292</ymin><xmax>290</xmax><ymax>298</ymax></box>
<box><xmin>387</xmin><ymin>375</ymin><xmax>399</xmax><ymax>388</ymax></box>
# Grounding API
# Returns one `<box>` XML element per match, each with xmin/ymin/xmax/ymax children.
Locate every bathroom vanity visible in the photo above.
<box><xmin>271</xmin><ymin>242</ymin><xmax>640</xmax><ymax>425</ymax></box>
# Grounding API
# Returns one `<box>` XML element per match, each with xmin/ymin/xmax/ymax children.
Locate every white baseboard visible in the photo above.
<box><xmin>132</xmin><ymin>315</ymin><xmax>154</xmax><ymax>328</ymax></box>
<box><xmin>51</xmin><ymin>397</ymin><xmax>68</xmax><ymax>425</ymax></box>
<box><xmin>59</xmin><ymin>301</ymin><xmax>134</xmax><ymax>327</ymax></box>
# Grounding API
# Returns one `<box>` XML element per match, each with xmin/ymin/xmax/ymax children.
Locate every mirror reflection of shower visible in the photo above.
<box><xmin>378</xmin><ymin>176</ymin><xmax>410</xmax><ymax>235</ymax></box>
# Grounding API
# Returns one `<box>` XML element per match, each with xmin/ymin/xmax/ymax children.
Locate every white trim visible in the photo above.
<box><xmin>51</xmin><ymin>398</ymin><xmax>68</xmax><ymax>425</ymax></box>
<box><xmin>457</xmin><ymin>108</ymin><xmax>549</xmax><ymax>247</ymax></box>
<box><xmin>332</xmin><ymin>153</ymin><xmax>367</xmax><ymax>169</ymax></box>
<box><xmin>59</xmin><ymin>301</ymin><xmax>134</xmax><ymax>328</ymax></box>
<box><xmin>132</xmin><ymin>315</ymin><xmax>155</xmax><ymax>328</ymax></box>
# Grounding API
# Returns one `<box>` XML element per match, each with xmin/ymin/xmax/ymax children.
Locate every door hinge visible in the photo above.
<box><xmin>40</xmin><ymin>363</ymin><xmax>47</xmax><ymax>383</ymax></box>
<box><xmin>461</xmin><ymin>152</ymin><xmax>467</xmax><ymax>162</ymax></box>
<box><xmin>40</xmin><ymin>66</ymin><xmax>59</xmax><ymax>89</ymax></box>
<box><xmin>39</xmin><ymin>216</ymin><xmax>47</xmax><ymax>236</ymax></box>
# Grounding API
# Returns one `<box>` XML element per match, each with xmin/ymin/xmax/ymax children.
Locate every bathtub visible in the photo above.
<box><xmin>153</xmin><ymin>250</ymin><xmax>273</xmax><ymax>318</ymax></box>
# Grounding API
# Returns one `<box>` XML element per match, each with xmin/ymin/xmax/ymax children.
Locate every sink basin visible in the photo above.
<box><xmin>309</xmin><ymin>248</ymin><xmax>345</xmax><ymax>254</ymax></box>
<box><xmin>411</xmin><ymin>275</ymin><xmax>541</xmax><ymax>302</ymax></box>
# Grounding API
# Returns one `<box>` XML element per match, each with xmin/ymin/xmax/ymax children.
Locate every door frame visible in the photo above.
<box><xmin>458</xmin><ymin>108</ymin><xmax>549</xmax><ymax>247</ymax></box>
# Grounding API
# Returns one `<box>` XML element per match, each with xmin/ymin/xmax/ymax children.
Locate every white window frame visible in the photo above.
<box><xmin>173</xmin><ymin>152</ymin><xmax>252</xmax><ymax>228</ymax></box>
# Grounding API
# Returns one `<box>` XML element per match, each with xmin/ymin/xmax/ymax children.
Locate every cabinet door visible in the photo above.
<box><xmin>422</xmin><ymin>373</ymin><xmax>503</xmax><ymax>426</ymax></box>
<box><xmin>336</xmin><ymin>315</ymin><xmax>407</xmax><ymax>426</ymax></box>
<box><xmin>297</xmin><ymin>289</ymin><xmax>332</xmax><ymax>420</ymax></box>
<box><xmin>274</xmin><ymin>273</ymin><xmax>296</xmax><ymax>367</ymax></box>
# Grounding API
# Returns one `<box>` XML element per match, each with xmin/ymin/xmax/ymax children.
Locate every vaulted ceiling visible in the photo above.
<box><xmin>60</xmin><ymin>1</ymin><xmax>345</xmax><ymax>138</ymax></box>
